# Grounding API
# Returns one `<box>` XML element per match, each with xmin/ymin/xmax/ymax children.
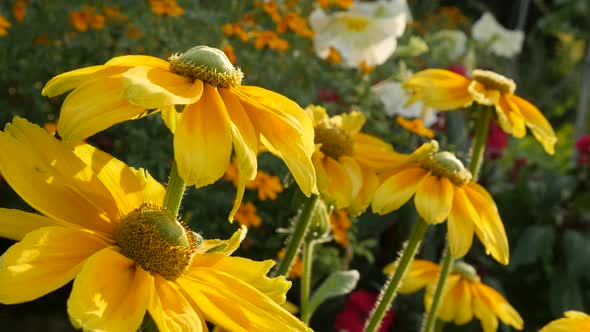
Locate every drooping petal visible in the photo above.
<box><xmin>219</xmin><ymin>88</ymin><xmax>258</xmax><ymax>221</ymax></box>
<box><xmin>464</xmin><ymin>182</ymin><xmax>509</xmax><ymax>265</ymax></box>
<box><xmin>0</xmin><ymin>209</ymin><xmax>57</xmax><ymax>241</ymax></box>
<box><xmin>234</xmin><ymin>86</ymin><xmax>317</xmax><ymax>196</ymax></box>
<box><xmin>468</xmin><ymin>81</ymin><xmax>500</xmax><ymax>106</ymax></box>
<box><xmin>121</xmin><ymin>66</ymin><xmax>203</xmax><ymax>109</ymax></box>
<box><xmin>496</xmin><ymin>95</ymin><xmax>526</xmax><ymax>138</ymax></box>
<box><xmin>447</xmin><ymin>187</ymin><xmax>476</xmax><ymax>258</ymax></box>
<box><xmin>508</xmin><ymin>94</ymin><xmax>557</xmax><ymax>154</ymax></box>
<box><xmin>384</xmin><ymin>259</ymin><xmax>440</xmax><ymax>294</ymax></box>
<box><xmin>68</xmin><ymin>247</ymin><xmax>153</xmax><ymax>332</ymax></box>
<box><xmin>349</xmin><ymin>166</ymin><xmax>379</xmax><ymax>217</ymax></box>
<box><xmin>372</xmin><ymin>167</ymin><xmax>429</xmax><ymax>215</ymax></box>
<box><xmin>57</xmin><ymin>76</ymin><xmax>147</xmax><ymax>141</ymax></box>
<box><xmin>177</xmin><ymin>268</ymin><xmax>311</xmax><ymax>332</ymax></box>
<box><xmin>353</xmin><ymin>132</ymin><xmax>407</xmax><ymax>171</ymax></box>
<box><xmin>0</xmin><ymin>118</ymin><xmax>123</xmax><ymax>234</ymax></box>
<box><xmin>197</xmin><ymin>225</ymin><xmax>247</xmax><ymax>255</ymax></box>
<box><xmin>425</xmin><ymin>274</ymin><xmax>461</xmax><ymax>320</ymax></box>
<box><xmin>451</xmin><ymin>279</ymin><xmax>474</xmax><ymax>325</ymax></box>
<box><xmin>403</xmin><ymin>69</ymin><xmax>473</xmax><ymax>111</ymax></box>
<box><xmin>0</xmin><ymin>226</ymin><xmax>109</xmax><ymax>304</ymax></box>
<box><xmin>160</xmin><ymin>106</ymin><xmax>182</xmax><ymax>133</ymax></box>
<box><xmin>174</xmin><ymin>84</ymin><xmax>232</xmax><ymax>187</ymax></box>
<box><xmin>338</xmin><ymin>156</ymin><xmax>363</xmax><ymax>200</ymax></box>
<box><xmin>42</xmin><ymin>65</ymin><xmax>126</xmax><ymax>97</ymax></box>
<box><xmin>472</xmin><ymin>282</ymin><xmax>499</xmax><ymax>332</ymax></box>
<box><xmin>188</xmin><ymin>254</ymin><xmax>290</xmax><ymax>304</ymax></box>
<box><xmin>476</xmin><ymin>283</ymin><xmax>524</xmax><ymax>330</ymax></box>
<box><xmin>414</xmin><ymin>175</ymin><xmax>454</xmax><ymax>224</ymax></box>
<box><xmin>312</xmin><ymin>151</ymin><xmax>330</xmax><ymax>193</ymax></box>
<box><xmin>322</xmin><ymin>157</ymin><xmax>353</xmax><ymax>209</ymax></box>
<box><xmin>149</xmin><ymin>275</ymin><xmax>204</xmax><ymax>332</ymax></box>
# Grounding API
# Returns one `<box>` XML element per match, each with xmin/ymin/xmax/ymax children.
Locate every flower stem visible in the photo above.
<box><xmin>163</xmin><ymin>162</ymin><xmax>186</xmax><ymax>218</ymax></box>
<box><xmin>420</xmin><ymin>245</ymin><xmax>452</xmax><ymax>332</ymax></box>
<box><xmin>274</xmin><ymin>194</ymin><xmax>320</xmax><ymax>277</ymax></box>
<box><xmin>300</xmin><ymin>239</ymin><xmax>316</xmax><ymax>324</ymax></box>
<box><xmin>420</xmin><ymin>106</ymin><xmax>492</xmax><ymax>332</ymax></box>
<box><xmin>364</xmin><ymin>219</ymin><xmax>429</xmax><ymax>332</ymax></box>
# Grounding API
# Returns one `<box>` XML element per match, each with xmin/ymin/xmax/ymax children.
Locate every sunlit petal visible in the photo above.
<box><xmin>414</xmin><ymin>175</ymin><xmax>454</xmax><ymax>224</ymax></box>
<box><xmin>372</xmin><ymin>167</ymin><xmax>429</xmax><ymax>215</ymax></box>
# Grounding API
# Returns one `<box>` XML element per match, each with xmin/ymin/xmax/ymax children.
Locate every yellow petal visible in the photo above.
<box><xmin>384</xmin><ymin>259</ymin><xmax>440</xmax><ymax>294</ymax></box>
<box><xmin>472</xmin><ymin>283</ymin><xmax>499</xmax><ymax>332</ymax></box>
<box><xmin>149</xmin><ymin>275</ymin><xmax>204</xmax><ymax>332</ymax></box>
<box><xmin>425</xmin><ymin>274</ymin><xmax>461</xmax><ymax>321</ymax></box>
<box><xmin>129</xmin><ymin>167</ymin><xmax>166</xmax><ymax>205</ymax></box>
<box><xmin>353</xmin><ymin>133</ymin><xmax>407</xmax><ymax>171</ymax></box>
<box><xmin>403</xmin><ymin>69</ymin><xmax>473</xmax><ymax>111</ymax></box>
<box><xmin>0</xmin><ymin>209</ymin><xmax>57</xmax><ymax>241</ymax></box>
<box><xmin>447</xmin><ymin>187</ymin><xmax>476</xmax><ymax>258</ymax></box>
<box><xmin>57</xmin><ymin>76</ymin><xmax>147</xmax><ymax>141</ymax></box>
<box><xmin>508</xmin><ymin>95</ymin><xmax>557</xmax><ymax>155</ymax></box>
<box><xmin>105</xmin><ymin>55</ymin><xmax>170</xmax><ymax>69</ymax></box>
<box><xmin>372</xmin><ymin>167</ymin><xmax>429</xmax><ymax>215</ymax></box>
<box><xmin>42</xmin><ymin>65</ymin><xmax>125</xmax><ymax>97</ymax></box>
<box><xmin>464</xmin><ymin>183</ymin><xmax>509</xmax><ymax>265</ymax></box>
<box><xmin>188</xmin><ymin>254</ymin><xmax>290</xmax><ymax>304</ymax></box>
<box><xmin>322</xmin><ymin>157</ymin><xmax>353</xmax><ymax>209</ymax></box>
<box><xmin>312</xmin><ymin>152</ymin><xmax>330</xmax><ymax>193</ymax></box>
<box><xmin>338</xmin><ymin>156</ymin><xmax>363</xmax><ymax>200</ymax></box>
<box><xmin>0</xmin><ymin>226</ymin><xmax>109</xmax><ymax>304</ymax></box>
<box><xmin>496</xmin><ymin>96</ymin><xmax>526</xmax><ymax>138</ymax></box>
<box><xmin>234</xmin><ymin>86</ymin><xmax>317</xmax><ymax>196</ymax></box>
<box><xmin>472</xmin><ymin>283</ymin><xmax>523</xmax><ymax>331</ymax></box>
<box><xmin>197</xmin><ymin>225</ymin><xmax>247</xmax><ymax>255</ymax></box>
<box><xmin>219</xmin><ymin>88</ymin><xmax>258</xmax><ymax>221</ymax></box>
<box><xmin>452</xmin><ymin>279</ymin><xmax>474</xmax><ymax>325</ymax></box>
<box><xmin>174</xmin><ymin>84</ymin><xmax>232</xmax><ymax>187</ymax></box>
<box><xmin>468</xmin><ymin>81</ymin><xmax>500</xmax><ymax>106</ymax></box>
<box><xmin>68</xmin><ymin>247</ymin><xmax>153</xmax><ymax>332</ymax></box>
<box><xmin>177</xmin><ymin>268</ymin><xmax>311</xmax><ymax>332</ymax></box>
<box><xmin>121</xmin><ymin>66</ymin><xmax>203</xmax><ymax>108</ymax></box>
<box><xmin>0</xmin><ymin>118</ymin><xmax>121</xmax><ymax>234</ymax></box>
<box><xmin>414</xmin><ymin>175</ymin><xmax>454</xmax><ymax>224</ymax></box>
<box><xmin>332</xmin><ymin>111</ymin><xmax>365</xmax><ymax>135</ymax></box>
<box><xmin>160</xmin><ymin>106</ymin><xmax>182</xmax><ymax>133</ymax></box>
<box><xmin>349</xmin><ymin>166</ymin><xmax>379</xmax><ymax>217</ymax></box>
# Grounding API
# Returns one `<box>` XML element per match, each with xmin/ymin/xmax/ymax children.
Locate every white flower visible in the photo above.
<box><xmin>372</xmin><ymin>80</ymin><xmax>437</xmax><ymax>126</ymax></box>
<box><xmin>429</xmin><ymin>29</ymin><xmax>467</xmax><ymax>61</ymax></box>
<box><xmin>309</xmin><ymin>0</ymin><xmax>411</xmax><ymax>67</ymax></box>
<box><xmin>472</xmin><ymin>12</ymin><xmax>524</xmax><ymax>58</ymax></box>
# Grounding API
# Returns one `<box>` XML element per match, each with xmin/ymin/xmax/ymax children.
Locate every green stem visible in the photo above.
<box><xmin>468</xmin><ymin>107</ymin><xmax>493</xmax><ymax>179</ymax></box>
<box><xmin>163</xmin><ymin>162</ymin><xmax>186</xmax><ymax>217</ymax></box>
<box><xmin>364</xmin><ymin>219</ymin><xmax>429</xmax><ymax>332</ymax></box>
<box><xmin>300</xmin><ymin>239</ymin><xmax>316</xmax><ymax>324</ymax></box>
<box><xmin>274</xmin><ymin>194</ymin><xmax>320</xmax><ymax>277</ymax></box>
<box><xmin>420</xmin><ymin>246</ymin><xmax>452</xmax><ymax>332</ymax></box>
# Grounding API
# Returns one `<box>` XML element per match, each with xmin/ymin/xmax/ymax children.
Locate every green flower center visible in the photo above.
<box><xmin>115</xmin><ymin>203</ymin><xmax>198</xmax><ymax>280</ymax></box>
<box><xmin>314</xmin><ymin>121</ymin><xmax>354</xmax><ymax>160</ymax></box>
<box><xmin>343</xmin><ymin>16</ymin><xmax>369</xmax><ymax>31</ymax></box>
<box><xmin>418</xmin><ymin>150</ymin><xmax>472</xmax><ymax>186</ymax></box>
<box><xmin>472</xmin><ymin>69</ymin><xmax>516</xmax><ymax>95</ymax></box>
<box><xmin>169</xmin><ymin>45</ymin><xmax>243</xmax><ymax>88</ymax></box>
<box><xmin>452</xmin><ymin>261</ymin><xmax>481</xmax><ymax>282</ymax></box>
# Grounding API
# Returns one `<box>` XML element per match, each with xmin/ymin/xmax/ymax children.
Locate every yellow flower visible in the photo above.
<box><xmin>539</xmin><ymin>311</ymin><xmax>590</xmax><ymax>332</ymax></box>
<box><xmin>234</xmin><ymin>202</ymin><xmax>262</xmax><ymax>228</ymax></box>
<box><xmin>403</xmin><ymin>68</ymin><xmax>557</xmax><ymax>154</ymax></box>
<box><xmin>384</xmin><ymin>259</ymin><xmax>523</xmax><ymax>332</ymax></box>
<box><xmin>397</xmin><ymin>116</ymin><xmax>435</xmax><ymax>138</ymax></box>
<box><xmin>0</xmin><ymin>118</ymin><xmax>311</xmax><ymax>332</ymax></box>
<box><xmin>372</xmin><ymin>141</ymin><xmax>509</xmax><ymax>264</ymax></box>
<box><xmin>330</xmin><ymin>209</ymin><xmax>352</xmax><ymax>247</ymax></box>
<box><xmin>308</xmin><ymin>105</ymin><xmax>401</xmax><ymax>216</ymax></box>
<box><xmin>41</xmin><ymin>46</ymin><xmax>317</xmax><ymax>220</ymax></box>
<box><xmin>0</xmin><ymin>15</ymin><xmax>12</xmax><ymax>36</ymax></box>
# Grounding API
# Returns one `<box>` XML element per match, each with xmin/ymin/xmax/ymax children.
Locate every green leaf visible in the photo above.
<box><xmin>549</xmin><ymin>274</ymin><xmax>583</xmax><ymax>316</ymax></box>
<box><xmin>509</xmin><ymin>225</ymin><xmax>556</xmax><ymax>270</ymax></box>
<box><xmin>307</xmin><ymin>270</ymin><xmax>360</xmax><ymax>319</ymax></box>
<box><xmin>561</xmin><ymin>230</ymin><xmax>590</xmax><ymax>277</ymax></box>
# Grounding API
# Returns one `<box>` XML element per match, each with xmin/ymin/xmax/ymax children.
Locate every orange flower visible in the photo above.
<box><xmin>330</xmin><ymin>209</ymin><xmax>352</xmax><ymax>247</ymax></box>
<box><xmin>360</xmin><ymin>61</ymin><xmax>375</xmax><ymax>74</ymax></box>
<box><xmin>223</xmin><ymin>45</ymin><xmax>237</xmax><ymax>65</ymax></box>
<box><xmin>276</xmin><ymin>12</ymin><xmax>313</xmax><ymax>38</ymax></box>
<box><xmin>223</xmin><ymin>23</ymin><xmax>249</xmax><ymax>42</ymax></box>
<box><xmin>91</xmin><ymin>14</ymin><xmax>105</xmax><ymax>30</ymax></box>
<box><xmin>43</xmin><ymin>122</ymin><xmax>57</xmax><ymax>135</ymax></box>
<box><xmin>33</xmin><ymin>34</ymin><xmax>51</xmax><ymax>45</ymax></box>
<box><xmin>0</xmin><ymin>15</ymin><xmax>12</xmax><ymax>36</ymax></box>
<box><xmin>252</xmin><ymin>31</ymin><xmax>289</xmax><ymax>51</ymax></box>
<box><xmin>252</xmin><ymin>171</ymin><xmax>283</xmax><ymax>201</ymax></box>
<box><xmin>327</xmin><ymin>47</ymin><xmax>342</xmax><ymax>64</ymax></box>
<box><xmin>103</xmin><ymin>7</ymin><xmax>126</xmax><ymax>21</ymax></box>
<box><xmin>397</xmin><ymin>116</ymin><xmax>435</xmax><ymax>139</ymax></box>
<box><xmin>317</xmin><ymin>0</ymin><xmax>352</xmax><ymax>9</ymax></box>
<box><xmin>277</xmin><ymin>250</ymin><xmax>303</xmax><ymax>279</ymax></box>
<box><xmin>234</xmin><ymin>202</ymin><xmax>262</xmax><ymax>228</ymax></box>
<box><xmin>148</xmin><ymin>0</ymin><xmax>184</xmax><ymax>17</ymax></box>
<box><xmin>12</xmin><ymin>0</ymin><xmax>27</xmax><ymax>22</ymax></box>
<box><xmin>263</xmin><ymin>1</ymin><xmax>282</xmax><ymax>23</ymax></box>
<box><xmin>69</xmin><ymin>8</ymin><xmax>92</xmax><ymax>32</ymax></box>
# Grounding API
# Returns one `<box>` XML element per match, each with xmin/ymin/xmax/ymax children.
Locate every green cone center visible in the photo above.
<box><xmin>115</xmin><ymin>203</ymin><xmax>197</xmax><ymax>280</ymax></box>
<box><xmin>472</xmin><ymin>69</ymin><xmax>516</xmax><ymax>94</ymax></box>
<box><xmin>419</xmin><ymin>150</ymin><xmax>472</xmax><ymax>186</ymax></box>
<box><xmin>169</xmin><ymin>45</ymin><xmax>243</xmax><ymax>88</ymax></box>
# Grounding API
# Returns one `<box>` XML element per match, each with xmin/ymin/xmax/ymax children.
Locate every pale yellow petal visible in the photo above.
<box><xmin>414</xmin><ymin>175</ymin><xmax>454</xmax><ymax>224</ymax></box>
<box><xmin>197</xmin><ymin>225</ymin><xmax>247</xmax><ymax>255</ymax></box>
<box><xmin>0</xmin><ymin>209</ymin><xmax>57</xmax><ymax>241</ymax></box>
<box><xmin>122</xmin><ymin>66</ymin><xmax>203</xmax><ymax>108</ymax></box>
<box><xmin>322</xmin><ymin>157</ymin><xmax>353</xmax><ymax>209</ymax></box>
<box><xmin>332</xmin><ymin>111</ymin><xmax>365</xmax><ymax>135</ymax></box>
<box><xmin>468</xmin><ymin>81</ymin><xmax>500</xmax><ymax>106</ymax></box>
<box><xmin>160</xmin><ymin>106</ymin><xmax>182</xmax><ymax>133</ymax></box>
<box><xmin>0</xmin><ymin>226</ymin><xmax>109</xmax><ymax>304</ymax></box>
<box><xmin>68</xmin><ymin>247</ymin><xmax>153</xmax><ymax>332</ymax></box>
<box><xmin>403</xmin><ymin>69</ymin><xmax>473</xmax><ymax>111</ymax></box>
<box><xmin>338</xmin><ymin>156</ymin><xmax>363</xmax><ymax>200</ymax></box>
<box><xmin>149</xmin><ymin>275</ymin><xmax>204</xmax><ymax>332</ymax></box>
<box><xmin>447</xmin><ymin>187</ymin><xmax>476</xmax><ymax>259</ymax></box>
<box><xmin>174</xmin><ymin>84</ymin><xmax>232</xmax><ymax>187</ymax></box>
<box><xmin>372</xmin><ymin>167</ymin><xmax>429</xmax><ymax>215</ymax></box>
<box><xmin>42</xmin><ymin>65</ymin><xmax>125</xmax><ymax>97</ymax></box>
<box><xmin>496</xmin><ymin>95</ymin><xmax>526</xmax><ymax>138</ymax></box>
<box><xmin>57</xmin><ymin>76</ymin><xmax>147</xmax><ymax>141</ymax></box>
<box><xmin>508</xmin><ymin>95</ymin><xmax>557</xmax><ymax>155</ymax></box>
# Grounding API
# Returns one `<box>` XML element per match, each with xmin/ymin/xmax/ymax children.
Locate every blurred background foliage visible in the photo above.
<box><xmin>0</xmin><ymin>0</ymin><xmax>589</xmax><ymax>331</ymax></box>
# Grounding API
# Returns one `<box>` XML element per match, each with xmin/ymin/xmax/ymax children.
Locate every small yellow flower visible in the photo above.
<box><xmin>403</xmin><ymin>69</ymin><xmax>557</xmax><ymax>154</ymax></box>
<box><xmin>397</xmin><ymin>116</ymin><xmax>435</xmax><ymax>138</ymax></box>
<box><xmin>234</xmin><ymin>202</ymin><xmax>262</xmax><ymax>228</ymax></box>
<box><xmin>539</xmin><ymin>311</ymin><xmax>590</xmax><ymax>332</ymax></box>
<box><xmin>327</xmin><ymin>46</ymin><xmax>342</xmax><ymax>65</ymax></box>
<box><xmin>360</xmin><ymin>60</ymin><xmax>375</xmax><ymax>74</ymax></box>
<box><xmin>308</xmin><ymin>105</ymin><xmax>401</xmax><ymax>216</ymax></box>
<box><xmin>0</xmin><ymin>15</ymin><xmax>11</xmax><ymax>36</ymax></box>
<box><xmin>384</xmin><ymin>259</ymin><xmax>523</xmax><ymax>332</ymax></box>
<box><xmin>0</xmin><ymin>118</ymin><xmax>311</xmax><ymax>332</ymax></box>
<box><xmin>42</xmin><ymin>46</ymin><xmax>317</xmax><ymax>221</ymax></box>
<box><xmin>372</xmin><ymin>141</ymin><xmax>509</xmax><ymax>264</ymax></box>
<box><xmin>330</xmin><ymin>209</ymin><xmax>352</xmax><ymax>247</ymax></box>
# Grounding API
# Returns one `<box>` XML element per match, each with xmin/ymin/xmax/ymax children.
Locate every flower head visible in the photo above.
<box><xmin>0</xmin><ymin>15</ymin><xmax>11</xmax><ymax>36</ymax></box>
<box><xmin>472</xmin><ymin>12</ymin><xmax>524</xmax><ymax>58</ymax></box>
<box><xmin>0</xmin><ymin>118</ymin><xmax>310</xmax><ymax>332</ymax></box>
<box><xmin>539</xmin><ymin>311</ymin><xmax>590</xmax><ymax>332</ymax></box>
<box><xmin>403</xmin><ymin>68</ymin><xmax>557</xmax><ymax>154</ymax></box>
<box><xmin>307</xmin><ymin>105</ymin><xmax>401</xmax><ymax>216</ymax></box>
<box><xmin>309</xmin><ymin>0</ymin><xmax>410</xmax><ymax>67</ymax></box>
<box><xmin>372</xmin><ymin>141</ymin><xmax>509</xmax><ymax>264</ymax></box>
<box><xmin>42</xmin><ymin>46</ymin><xmax>317</xmax><ymax>220</ymax></box>
<box><xmin>384</xmin><ymin>259</ymin><xmax>523</xmax><ymax>332</ymax></box>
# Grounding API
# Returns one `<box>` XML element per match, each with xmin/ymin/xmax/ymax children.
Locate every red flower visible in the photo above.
<box><xmin>486</xmin><ymin>120</ymin><xmax>508</xmax><ymax>160</ymax></box>
<box><xmin>335</xmin><ymin>290</ymin><xmax>393</xmax><ymax>332</ymax></box>
<box><xmin>576</xmin><ymin>134</ymin><xmax>590</xmax><ymax>166</ymax></box>
<box><xmin>448</xmin><ymin>64</ymin><xmax>466</xmax><ymax>77</ymax></box>
<box><xmin>318</xmin><ymin>89</ymin><xmax>341</xmax><ymax>103</ymax></box>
